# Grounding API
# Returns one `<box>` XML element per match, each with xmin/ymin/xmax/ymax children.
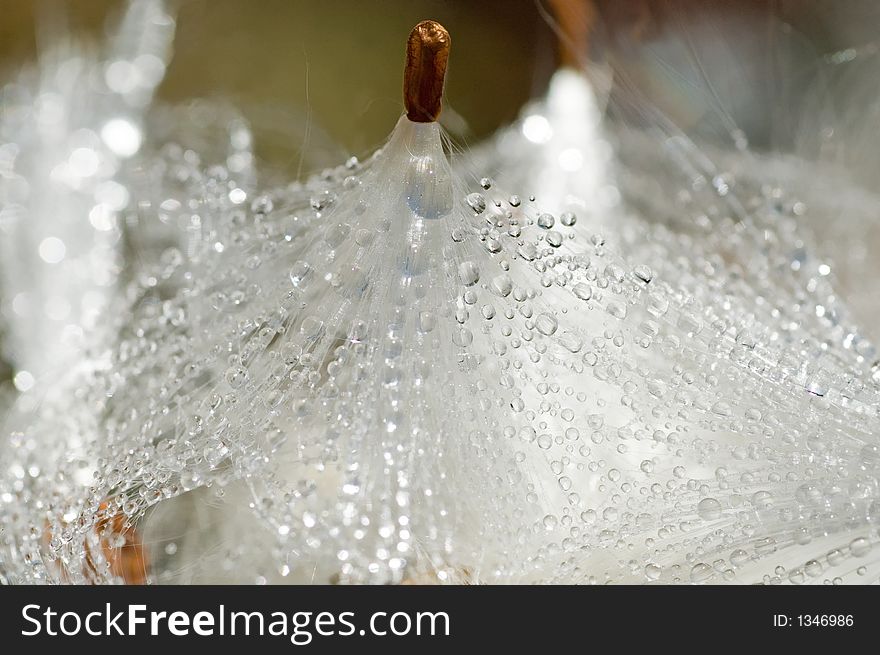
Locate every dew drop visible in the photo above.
<box><xmin>690</xmin><ymin>563</ymin><xmax>713</xmax><ymax>582</ymax></box>
<box><xmin>289</xmin><ymin>260</ymin><xmax>312</xmax><ymax>287</ymax></box>
<box><xmin>573</xmin><ymin>283</ymin><xmax>593</xmax><ymax>301</ymax></box>
<box><xmin>535</xmin><ymin>313</ymin><xmax>558</xmax><ymax>336</ymax></box>
<box><xmin>466</xmin><ymin>192</ymin><xmax>486</xmax><ymax>214</ymax></box>
<box><xmin>225</xmin><ymin>367</ymin><xmax>247</xmax><ymax>389</ymax></box>
<box><xmin>850</xmin><ymin>537</ymin><xmax>871</xmax><ymax>558</ymax></box>
<box><xmin>491</xmin><ymin>274</ymin><xmax>513</xmax><ymax>297</ymax></box>
<box><xmin>633</xmin><ymin>264</ymin><xmax>653</xmax><ymax>284</ymax></box>
<box><xmin>537</xmin><ymin>213</ymin><xmax>555</xmax><ymax>229</ymax></box>
<box><xmin>697</xmin><ymin>498</ymin><xmax>722</xmax><ymax>521</ymax></box>
<box><xmin>458</xmin><ymin>261</ymin><xmax>480</xmax><ymax>286</ymax></box>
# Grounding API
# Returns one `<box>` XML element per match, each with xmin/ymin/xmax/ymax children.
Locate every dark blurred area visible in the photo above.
<box><xmin>2</xmin><ymin>0</ymin><xmax>549</xmax><ymax>157</ymax></box>
<box><xmin>2</xmin><ymin>1</ymin><xmax>880</xmax><ymax>163</ymax></box>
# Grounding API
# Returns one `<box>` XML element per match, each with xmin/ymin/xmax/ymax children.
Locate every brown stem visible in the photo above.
<box><xmin>404</xmin><ymin>20</ymin><xmax>451</xmax><ymax>123</ymax></box>
<box><xmin>548</xmin><ymin>0</ymin><xmax>596</xmax><ymax>68</ymax></box>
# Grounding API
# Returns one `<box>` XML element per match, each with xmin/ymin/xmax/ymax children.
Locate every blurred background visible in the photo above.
<box><xmin>2</xmin><ymin>0</ymin><xmax>554</xmax><ymax>160</ymax></box>
<box><xmin>4</xmin><ymin>0</ymin><xmax>880</xmax><ymax>163</ymax></box>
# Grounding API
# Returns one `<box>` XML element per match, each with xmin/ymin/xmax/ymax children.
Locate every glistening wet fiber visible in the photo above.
<box><xmin>1</xmin><ymin>3</ymin><xmax>879</xmax><ymax>586</ymax></box>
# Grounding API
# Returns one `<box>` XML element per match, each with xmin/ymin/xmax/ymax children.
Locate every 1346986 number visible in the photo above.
<box><xmin>798</xmin><ymin>615</ymin><xmax>854</xmax><ymax>627</ymax></box>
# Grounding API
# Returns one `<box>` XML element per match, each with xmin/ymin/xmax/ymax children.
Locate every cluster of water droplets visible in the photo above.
<box><xmin>2</xmin><ymin>11</ymin><xmax>880</xmax><ymax>586</ymax></box>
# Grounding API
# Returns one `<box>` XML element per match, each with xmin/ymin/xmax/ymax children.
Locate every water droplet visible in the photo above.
<box><xmin>225</xmin><ymin>367</ymin><xmax>247</xmax><ymax>389</ymax></box>
<box><xmin>633</xmin><ymin>264</ymin><xmax>653</xmax><ymax>284</ymax></box>
<box><xmin>730</xmin><ymin>549</ymin><xmax>749</xmax><ymax>567</ymax></box>
<box><xmin>804</xmin><ymin>560</ymin><xmax>823</xmax><ymax>577</ymax></box>
<box><xmin>458</xmin><ymin>261</ymin><xmax>480</xmax><ymax>286</ymax></box>
<box><xmin>491</xmin><ymin>274</ymin><xmax>513</xmax><ymax>297</ymax></box>
<box><xmin>546</xmin><ymin>231</ymin><xmax>563</xmax><ymax>247</ymax></box>
<box><xmin>289</xmin><ymin>260</ymin><xmax>312</xmax><ymax>287</ymax></box>
<box><xmin>300</xmin><ymin>316</ymin><xmax>324</xmax><ymax>338</ymax></box>
<box><xmin>187</xmin><ymin>415</ymin><xmax>203</xmax><ymax>436</ymax></box>
<box><xmin>697</xmin><ymin>498</ymin><xmax>722</xmax><ymax>521</ymax></box>
<box><xmin>418</xmin><ymin>311</ymin><xmax>436</xmax><ymax>333</ymax></box>
<box><xmin>606</xmin><ymin>301</ymin><xmax>627</xmax><ymax>319</ymax></box>
<box><xmin>466</xmin><ymin>192</ymin><xmax>486</xmax><ymax>214</ymax></box>
<box><xmin>850</xmin><ymin>537</ymin><xmax>871</xmax><ymax>558</ymax></box>
<box><xmin>573</xmin><ymin>283</ymin><xmax>593</xmax><ymax>301</ymax></box>
<box><xmin>324</xmin><ymin>222</ymin><xmax>351</xmax><ymax>248</ymax></box>
<box><xmin>690</xmin><ymin>563</ymin><xmax>713</xmax><ymax>582</ymax></box>
<box><xmin>452</xmin><ymin>328</ymin><xmax>473</xmax><ymax>347</ymax></box>
<box><xmin>537</xmin><ymin>213</ymin><xmax>555</xmax><ymax>229</ymax></box>
<box><xmin>751</xmin><ymin>490</ymin><xmax>772</xmax><ymax>509</ymax></box>
<box><xmin>535</xmin><ymin>313</ymin><xmax>558</xmax><ymax>336</ymax></box>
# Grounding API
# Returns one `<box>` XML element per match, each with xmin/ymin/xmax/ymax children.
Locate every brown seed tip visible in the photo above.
<box><xmin>548</xmin><ymin>0</ymin><xmax>595</xmax><ymax>69</ymax></box>
<box><xmin>404</xmin><ymin>20</ymin><xmax>450</xmax><ymax>123</ymax></box>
